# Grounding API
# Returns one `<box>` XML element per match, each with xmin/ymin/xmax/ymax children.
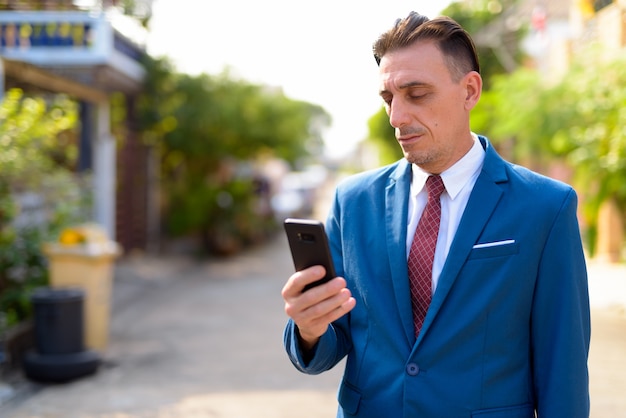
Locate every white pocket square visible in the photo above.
<box><xmin>473</xmin><ymin>239</ymin><xmax>516</xmax><ymax>249</ymax></box>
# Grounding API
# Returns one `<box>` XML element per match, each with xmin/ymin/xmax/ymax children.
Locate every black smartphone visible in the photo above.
<box><xmin>284</xmin><ymin>218</ymin><xmax>337</xmax><ymax>292</ymax></box>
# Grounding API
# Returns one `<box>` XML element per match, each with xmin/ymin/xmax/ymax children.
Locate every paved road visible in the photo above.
<box><xmin>1</xmin><ymin>233</ymin><xmax>625</xmax><ymax>417</ymax></box>
<box><xmin>2</xmin><ymin>233</ymin><xmax>343</xmax><ymax>417</ymax></box>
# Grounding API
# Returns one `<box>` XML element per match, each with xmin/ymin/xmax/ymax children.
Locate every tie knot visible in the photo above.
<box><xmin>426</xmin><ymin>175</ymin><xmax>445</xmax><ymax>199</ymax></box>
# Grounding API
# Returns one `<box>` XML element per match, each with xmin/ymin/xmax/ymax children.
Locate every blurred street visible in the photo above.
<box><xmin>0</xmin><ymin>226</ymin><xmax>625</xmax><ymax>417</ymax></box>
<box><xmin>1</xmin><ymin>233</ymin><xmax>343</xmax><ymax>418</ymax></box>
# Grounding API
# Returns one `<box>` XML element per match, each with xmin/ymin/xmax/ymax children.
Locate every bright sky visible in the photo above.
<box><xmin>147</xmin><ymin>0</ymin><xmax>454</xmax><ymax>159</ymax></box>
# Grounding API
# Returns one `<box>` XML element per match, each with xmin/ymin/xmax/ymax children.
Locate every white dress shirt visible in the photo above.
<box><xmin>406</xmin><ymin>134</ymin><xmax>485</xmax><ymax>293</ymax></box>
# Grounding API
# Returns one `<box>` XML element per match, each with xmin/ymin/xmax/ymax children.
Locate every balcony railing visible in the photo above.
<box><xmin>0</xmin><ymin>10</ymin><xmax>145</xmax><ymax>91</ymax></box>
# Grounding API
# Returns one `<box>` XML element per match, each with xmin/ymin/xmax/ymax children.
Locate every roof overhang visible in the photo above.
<box><xmin>0</xmin><ymin>10</ymin><xmax>146</xmax><ymax>96</ymax></box>
<box><xmin>2</xmin><ymin>57</ymin><xmax>108</xmax><ymax>103</ymax></box>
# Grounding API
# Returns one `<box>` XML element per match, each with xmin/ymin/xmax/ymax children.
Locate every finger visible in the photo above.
<box><xmin>286</xmin><ymin>276</ymin><xmax>347</xmax><ymax>317</ymax></box>
<box><xmin>304</xmin><ymin>287</ymin><xmax>354</xmax><ymax>322</ymax></box>
<box><xmin>297</xmin><ymin>289</ymin><xmax>356</xmax><ymax>340</ymax></box>
<box><xmin>281</xmin><ymin>265</ymin><xmax>326</xmax><ymax>298</ymax></box>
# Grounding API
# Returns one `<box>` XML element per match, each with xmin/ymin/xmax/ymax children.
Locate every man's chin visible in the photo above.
<box><xmin>404</xmin><ymin>150</ymin><xmax>440</xmax><ymax>171</ymax></box>
<box><xmin>403</xmin><ymin>150</ymin><xmax>427</xmax><ymax>165</ymax></box>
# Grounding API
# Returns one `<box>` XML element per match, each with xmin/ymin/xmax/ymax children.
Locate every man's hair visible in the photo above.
<box><xmin>372</xmin><ymin>12</ymin><xmax>480</xmax><ymax>82</ymax></box>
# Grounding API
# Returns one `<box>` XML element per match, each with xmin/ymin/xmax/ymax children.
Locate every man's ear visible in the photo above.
<box><xmin>463</xmin><ymin>71</ymin><xmax>482</xmax><ymax>110</ymax></box>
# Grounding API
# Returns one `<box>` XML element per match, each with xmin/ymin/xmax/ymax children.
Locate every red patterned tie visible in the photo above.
<box><xmin>408</xmin><ymin>175</ymin><xmax>445</xmax><ymax>337</ymax></box>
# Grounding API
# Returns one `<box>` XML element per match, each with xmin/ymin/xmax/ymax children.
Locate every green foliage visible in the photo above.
<box><xmin>159</xmin><ymin>71</ymin><xmax>328</xmax><ymax>165</ymax></box>
<box><xmin>166</xmin><ymin>177</ymin><xmax>272</xmax><ymax>254</ymax></box>
<box><xmin>442</xmin><ymin>0</ymin><xmax>528</xmax><ymax>87</ymax></box>
<box><xmin>366</xmin><ymin>106</ymin><xmax>403</xmax><ymax>165</ymax></box>
<box><xmin>472</xmin><ymin>69</ymin><xmax>549</xmax><ymax>164</ymax></box>
<box><xmin>0</xmin><ymin>226</ymin><xmax>49</xmax><ymax>332</ymax></box>
<box><xmin>136</xmin><ymin>56</ymin><xmax>181</xmax><ymax>147</ymax></box>
<box><xmin>137</xmin><ymin>57</ymin><xmax>330</xmax><ymax>253</ymax></box>
<box><xmin>0</xmin><ymin>89</ymin><xmax>84</xmax><ymax>334</ymax></box>
<box><xmin>0</xmin><ymin>89</ymin><xmax>78</xmax><ymax>189</ymax></box>
<box><xmin>556</xmin><ymin>53</ymin><xmax>626</xmax><ymax>250</ymax></box>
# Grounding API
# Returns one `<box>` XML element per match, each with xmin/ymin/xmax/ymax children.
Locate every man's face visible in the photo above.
<box><xmin>378</xmin><ymin>40</ymin><xmax>480</xmax><ymax>173</ymax></box>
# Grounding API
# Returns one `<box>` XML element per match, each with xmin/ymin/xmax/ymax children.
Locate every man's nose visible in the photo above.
<box><xmin>388</xmin><ymin>100</ymin><xmax>411</xmax><ymax>128</ymax></box>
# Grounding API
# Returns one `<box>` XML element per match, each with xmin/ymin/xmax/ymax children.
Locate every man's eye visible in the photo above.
<box><xmin>410</xmin><ymin>94</ymin><xmax>426</xmax><ymax>100</ymax></box>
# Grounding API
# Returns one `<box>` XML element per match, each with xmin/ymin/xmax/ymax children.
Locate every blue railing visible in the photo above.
<box><xmin>1</xmin><ymin>21</ymin><xmax>93</xmax><ymax>48</ymax></box>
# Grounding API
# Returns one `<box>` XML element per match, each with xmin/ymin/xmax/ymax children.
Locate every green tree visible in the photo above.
<box><xmin>0</xmin><ymin>89</ymin><xmax>84</xmax><ymax>331</ymax></box>
<box><xmin>442</xmin><ymin>0</ymin><xmax>528</xmax><ymax>88</ymax></box>
<box><xmin>160</xmin><ymin>71</ymin><xmax>327</xmax><ymax>167</ymax></box>
<box><xmin>136</xmin><ymin>58</ymin><xmax>331</xmax><ymax>253</ymax></box>
<box><xmin>556</xmin><ymin>53</ymin><xmax>626</xmax><ymax>251</ymax></box>
<box><xmin>471</xmin><ymin>68</ymin><xmax>549</xmax><ymax>166</ymax></box>
<box><xmin>0</xmin><ymin>89</ymin><xmax>77</xmax><ymax>188</ymax></box>
<box><xmin>366</xmin><ymin>106</ymin><xmax>402</xmax><ymax>165</ymax></box>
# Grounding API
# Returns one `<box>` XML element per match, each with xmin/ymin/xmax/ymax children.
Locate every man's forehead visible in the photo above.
<box><xmin>378</xmin><ymin>73</ymin><xmax>433</xmax><ymax>95</ymax></box>
<box><xmin>380</xmin><ymin>45</ymin><xmax>443</xmax><ymax>73</ymax></box>
<box><xmin>378</xmin><ymin>63</ymin><xmax>436</xmax><ymax>92</ymax></box>
<box><xmin>378</xmin><ymin>43</ymin><xmax>451</xmax><ymax>90</ymax></box>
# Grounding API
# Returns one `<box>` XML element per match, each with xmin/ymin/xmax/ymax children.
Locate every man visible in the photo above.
<box><xmin>281</xmin><ymin>12</ymin><xmax>590</xmax><ymax>417</ymax></box>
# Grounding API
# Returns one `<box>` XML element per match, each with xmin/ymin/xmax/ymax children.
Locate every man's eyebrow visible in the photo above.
<box><xmin>379</xmin><ymin>81</ymin><xmax>431</xmax><ymax>96</ymax></box>
<box><xmin>399</xmin><ymin>81</ymin><xmax>430</xmax><ymax>89</ymax></box>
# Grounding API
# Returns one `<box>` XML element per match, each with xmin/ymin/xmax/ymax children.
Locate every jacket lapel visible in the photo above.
<box><xmin>385</xmin><ymin>159</ymin><xmax>415</xmax><ymax>346</ymax></box>
<box><xmin>416</xmin><ymin>137</ymin><xmax>509</xmax><ymax>346</ymax></box>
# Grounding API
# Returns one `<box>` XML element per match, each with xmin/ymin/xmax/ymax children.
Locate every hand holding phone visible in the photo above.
<box><xmin>284</xmin><ymin>218</ymin><xmax>337</xmax><ymax>292</ymax></box>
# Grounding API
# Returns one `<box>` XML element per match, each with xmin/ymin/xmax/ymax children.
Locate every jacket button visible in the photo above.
<box><xmin>406</xmin><ymin>363</ymin><xmax>419</xmax><ymax>376</ymax></box>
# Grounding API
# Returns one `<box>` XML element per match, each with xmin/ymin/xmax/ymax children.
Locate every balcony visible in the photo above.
<box><xmin>0</xmin><ymin>10</ymin><xmax>145</xmax><ymax>94</ymax></box>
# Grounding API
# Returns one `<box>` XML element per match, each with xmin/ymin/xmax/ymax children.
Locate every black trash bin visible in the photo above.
<box><xmin>32</xmin><ymin>287</ymin><xmax>84</xmax><ymax>354</ymax></box>
<box><xmin>22</xmin><ymin>287</ymin><xmax>100</xmax><ymax>383</ymax></box>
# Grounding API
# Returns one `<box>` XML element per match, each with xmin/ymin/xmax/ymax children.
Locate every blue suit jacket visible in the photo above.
<box><xmin>284</xmin><ymin>137</ymin><xmax>590</xmax><ymax>417</ymax></box>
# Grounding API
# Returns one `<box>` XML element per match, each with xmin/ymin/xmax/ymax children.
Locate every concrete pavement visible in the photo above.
<box><xmin>0</xmin><ymin>233</ymin><xmax>625</xmax><ymax>417</ymax></box>
<box><xmin>1</xmin><ymin>233</ymin><xmax>343</xmax><ymax>417</ymax></box>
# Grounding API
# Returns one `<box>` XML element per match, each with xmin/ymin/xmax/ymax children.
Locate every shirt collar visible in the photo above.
<box><xmin>411</xmin><ymin>133</ymin><xmax>485</xmax><ymax>199</ymax></box>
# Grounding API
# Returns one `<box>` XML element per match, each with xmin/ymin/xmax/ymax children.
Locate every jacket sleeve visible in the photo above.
<box><xmin>531</xmin><ymin>188</ymin><xmax>591</xmax><ymax>417</ymax></box>
<box><xmin>283</xmin><ymin>318</ymin><xmax>350</xmax><ymax>374</ymax></box>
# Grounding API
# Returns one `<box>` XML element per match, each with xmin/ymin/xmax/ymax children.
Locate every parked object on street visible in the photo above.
<box><xmin>22</xmin><ymin>287</ymin><xmax>100</xmax><ymax>383</ymax></box>
<box><xmin>271</xmin><ymin>166</ymin><xmax>329</xmax><ymax>221</ymax></box>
